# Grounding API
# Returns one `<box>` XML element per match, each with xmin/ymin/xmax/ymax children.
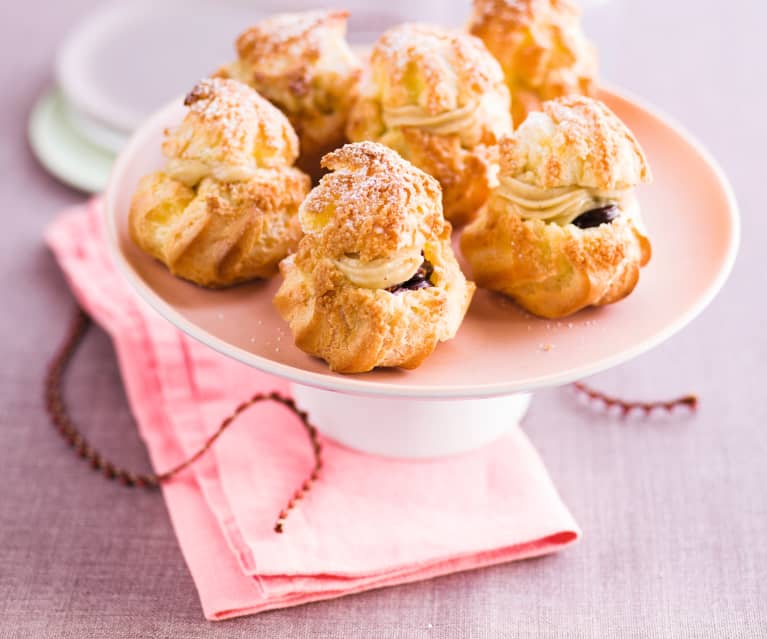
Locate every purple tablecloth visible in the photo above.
<box><xmin>1</xmin><ymin>1</ymin><xmax>765</xmax><ymax>636</ymax></box>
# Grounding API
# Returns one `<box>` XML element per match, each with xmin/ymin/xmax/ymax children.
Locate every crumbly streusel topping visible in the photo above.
<box><xmin>298</xmin><ymin>142</ymin><xmax>446</xmax><ymax>260</ymax></box>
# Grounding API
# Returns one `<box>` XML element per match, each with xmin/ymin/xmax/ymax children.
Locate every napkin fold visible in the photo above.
<box><xmin>45</xmin><ymin>199</ymin><xmax>580</xmax><ymax>619</ymax></box>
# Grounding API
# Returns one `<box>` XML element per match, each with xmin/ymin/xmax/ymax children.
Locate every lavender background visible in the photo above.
<box><xmin>1</xmin><ymin>1</ymin><xmax>765</xmax><ymax>636</ymax></box>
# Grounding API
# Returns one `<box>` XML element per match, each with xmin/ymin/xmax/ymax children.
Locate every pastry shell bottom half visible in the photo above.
<box><xmin>129</xmin><ymin>168</ymin><xmax>309</xmax><ymax>288</ymax></box>
<box><xmin>461</xmin><ymin>196</ymin><xmax>651</xmax><ymax>319</ymax></box>
<box><xmin>381</xmin><ymin>127</ymin><xmax>496</xmax><ymax>228</ymax></box>
<box><xmin>348</xmin><ymin>97</ymin><xmax>497</xmax><ymax>227</ymax></box>
<box><xmin>274</xmin><ymin>241</ymin><xmax>475</xmax><ymax>373</ymax></box>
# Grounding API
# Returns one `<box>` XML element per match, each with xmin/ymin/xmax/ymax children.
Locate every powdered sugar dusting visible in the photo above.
<box><xmin>371</xmin><ymin>23</ymin><xmax>505</xmax><ymax>114</ymax></box>
<box><xmin>174</xmin><ymin>77</ymin><xmax>298</xmax><ymax>167</ymax></box>
<box><xmin>299</xmin><ymin>141</ymin><xmax>445</xmax><ymax>260</ymax></box>
<box><xmin>236</xmin><ymin>10</ymin><xmax>348</xmax><ymax>62</ymax></box>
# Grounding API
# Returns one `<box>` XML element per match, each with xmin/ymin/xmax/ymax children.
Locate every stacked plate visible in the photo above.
<box><xmin>28</xmin><ymin>1</ymin><xmax>284</xmax><ymax>192</ymax></box>
<box><xmin>35</xmin><ymin>0</ymin><xmax>609</xmax><ymax>192</ymax></box>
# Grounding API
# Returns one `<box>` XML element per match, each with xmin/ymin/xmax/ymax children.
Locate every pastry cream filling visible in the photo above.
<box><xmin>382</xmin><ymin>101</ymin><xmax>480</xmax><ymax>136</ymax></box>
<box><xmin>335</xmin><ymin>248</ymin><xmax>423</xmax><ymax>289</ymax></box>
<box><xmin>166</xmin><ymin>159</ymin><xmax>256</xmax><ymax>187</ymax></box>
<box><xmin>497</xmin><ymin>176</ymin><xmax>630</xmax><ymax>226</ymax></box>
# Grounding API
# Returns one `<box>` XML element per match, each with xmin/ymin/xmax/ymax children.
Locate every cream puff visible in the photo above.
<box><xmin>468</xmin><ymin>0</ymin><xmax>598</xmax><ymax>126</ymax></box>
<box><xmin>216</xmin><ymin>10</ymin><xmax>361</xmax><ymax>178</ymax></box>
<box><xmin>129</xmin><ymin>78</ymin><xmax>311</xmax><ymax>288</ymax></box>
<box><xmin>346</xmin><ymin>23</ymin><xmax>512</xmax><ymax>226</ymax></box>
<box><xmin>460</xmin><ymin>96</ymin><xmax>651</xmax><ymax>319</ymax></box>
<box><xmin>274</xmin><ymin>141</ymin><xmax>475</xmax><ymax>373</ymax></box>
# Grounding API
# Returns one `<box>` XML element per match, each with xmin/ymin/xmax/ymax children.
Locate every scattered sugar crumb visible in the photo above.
<box><xmin>538</xmin><ymin>343</ymin><xmax>555</xmax><ymax>352</ymax></box>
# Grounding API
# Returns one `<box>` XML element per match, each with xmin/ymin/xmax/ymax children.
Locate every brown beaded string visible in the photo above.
<box><xmin>46</xmin><ymin>309</ymin><xmax>698</xmax><ymax>534</ymax></box>
<box><xmin>44</xmin><ymin>307</ymin><xmax>323</xmax><ymax>533</ymax></box>
<box><xmin>572</xmin><ymin>381</ymin><xmax>698</xmax><ymax>418</ymax></box>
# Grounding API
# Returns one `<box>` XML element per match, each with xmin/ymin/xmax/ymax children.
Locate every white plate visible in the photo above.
<box><xmin>28</xmin><ymin>89</ymin><xmax>115</xmax><ymax>194</ymax></box>
<box><xmin>104</xmin><ymin>89</ymin><xmax>740</xmax><ymax>399</ymax></box>
<box><xmin>55</xmin><ymin>1</ymin><xmax>273</xmax><ymax>134</ymax></box>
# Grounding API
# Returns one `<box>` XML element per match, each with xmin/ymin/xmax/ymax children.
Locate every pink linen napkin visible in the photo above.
<box><xmin>45</xmin><ymin>199</ymin><xmax>580</xmax><ymax>620</ymax></box>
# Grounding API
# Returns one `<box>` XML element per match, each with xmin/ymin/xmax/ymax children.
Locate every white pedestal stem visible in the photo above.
<box><xmin>291</xmin><ymin>384</ymin><xmax>532</xmax><ymax>459</ymax></box>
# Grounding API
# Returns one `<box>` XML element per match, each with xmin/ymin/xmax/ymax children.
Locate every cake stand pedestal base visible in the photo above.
<box><xmin>292</xmin><ymin>384</ymin><xmax>532</xmax><ymax>459</ymax></box>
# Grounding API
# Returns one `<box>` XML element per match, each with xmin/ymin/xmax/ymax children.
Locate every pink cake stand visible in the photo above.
<box><xmin>104</xmin><ymin>89</ymin><xmax>739</xmax><ymax>458</ymax></box>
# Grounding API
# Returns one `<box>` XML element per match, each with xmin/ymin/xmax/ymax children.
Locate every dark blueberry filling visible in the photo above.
<box><xmin>387</xmin><ymin>259</ymin><xmax>435</xmax><ymax>294</ymax></box>
<box><xmin>571</xmin><ymin>204</ymin><xmax>621</xmax><ymax>229</ymax></box>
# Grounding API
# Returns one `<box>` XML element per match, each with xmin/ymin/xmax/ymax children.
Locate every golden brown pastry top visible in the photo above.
<box><xmin>221</xmin><ymin>11</ymin><xmax>361</xmax><ymax>137</ymax></box>
<box><xmin>161</xmin><ymin>78</ymin><xmax>299</xmax><ymax>186</ymax></box>
<box><xmin>298</xmin><ymin>141</ymin><xmax>446</xmax><ymax>262</ymax></box>
<box><xmin>469</xmin><ymin>0</ymin><xmax>597</xmax><ymax>101</ymax></box>
<box><xmin>500</xmin><ymin>96</ymin><xmax>651</xmax><ymax>191</ymax></box>
<box><xmin>362</xmin><ymin>23</ymin><xmax>511</xmax><ymax>147</ymax></box>
<box><xmin>234</xmin><ymin>10</ymin><xmax>353</xmax><ymax>73</ymax></box>
<box><xmin>370</xmin><ymin>23</ymin><xmax>505</xmax><ymax>112</ymax></box>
